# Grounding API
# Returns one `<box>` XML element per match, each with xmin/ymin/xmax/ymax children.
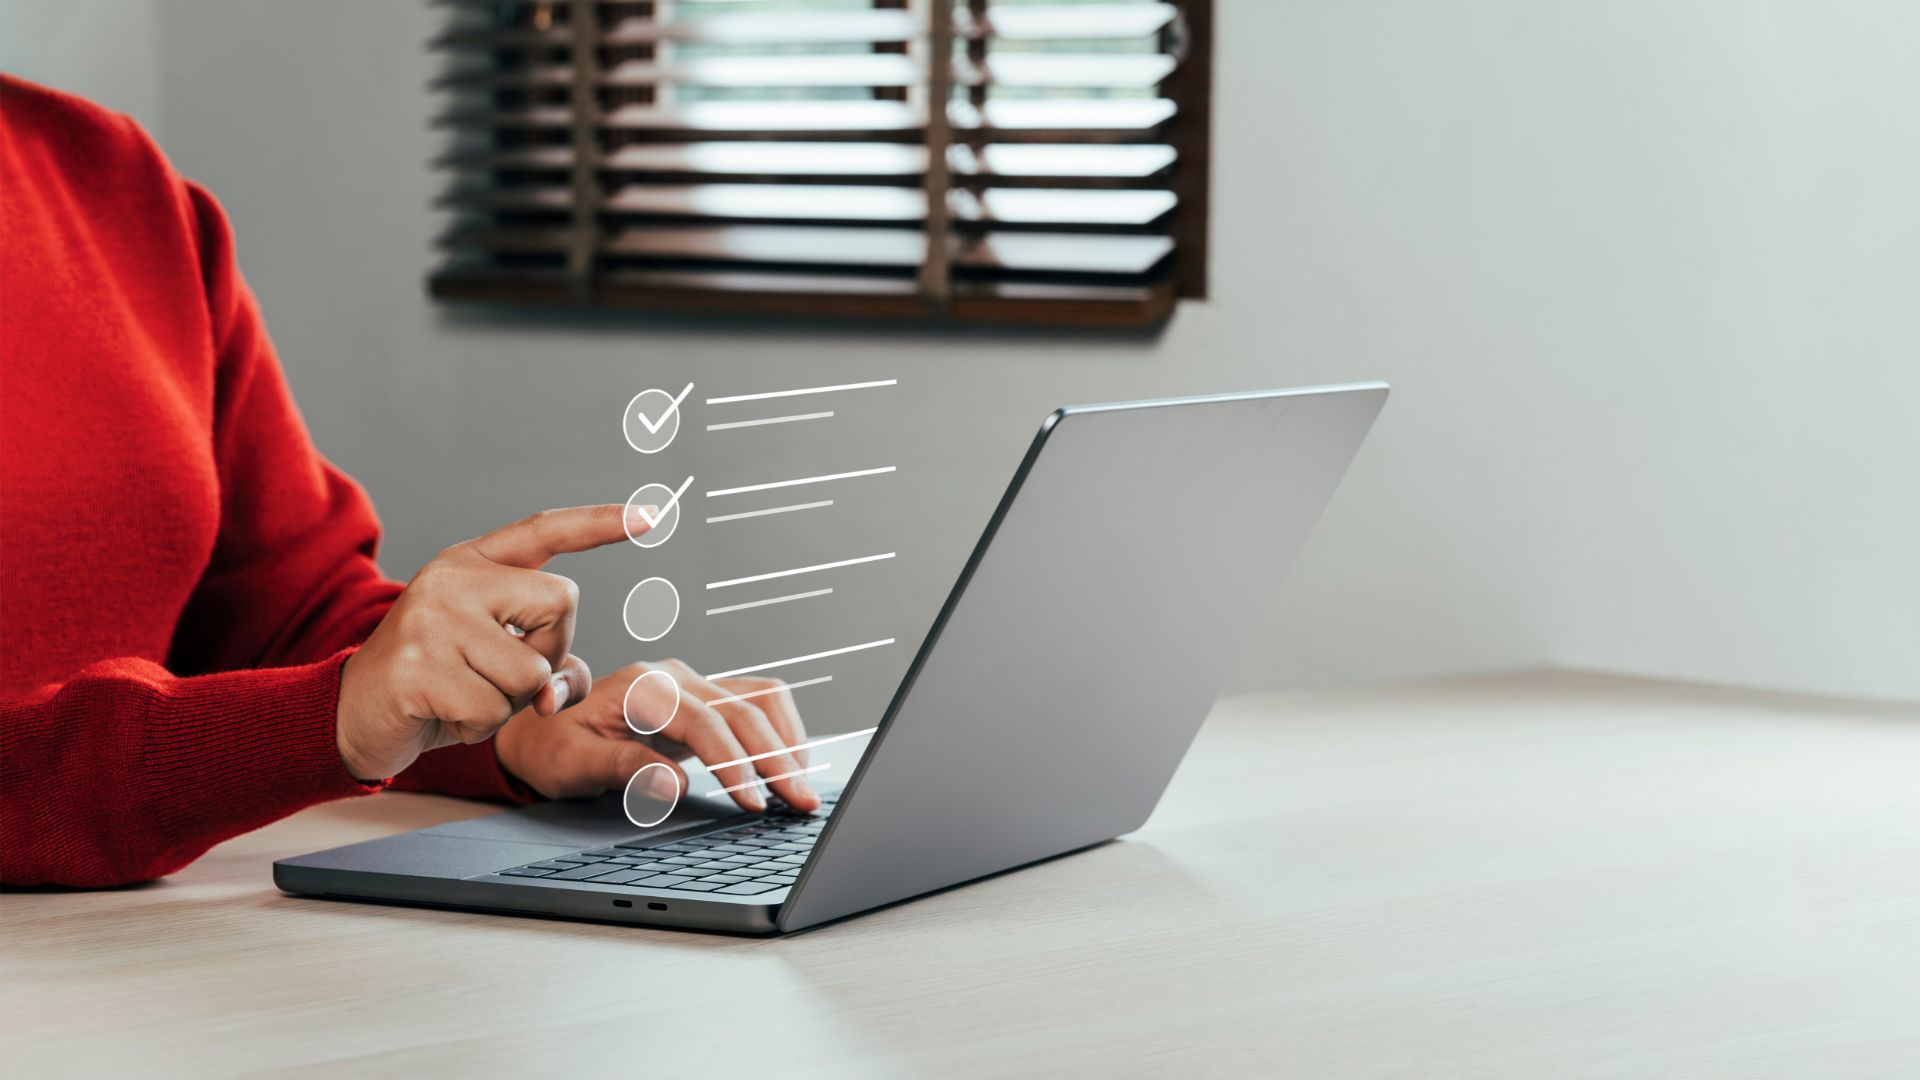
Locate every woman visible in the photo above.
<box><xmin>0</xmin><ymin>75</ymin><xmax>816</xmax><ymax>888</ymax></box>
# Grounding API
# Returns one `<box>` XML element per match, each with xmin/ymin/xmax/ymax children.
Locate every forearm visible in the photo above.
<box><xmin>0</xmin><ymin>653</ymin><xmax>378</xmax><ymax>887</ymax></box>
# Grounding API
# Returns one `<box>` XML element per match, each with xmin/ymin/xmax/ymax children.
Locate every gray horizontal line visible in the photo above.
<box><xmin>706</xmin><ymin>466</ymin><xmax>895</xmax><ymax>498</ymax></box>
<box><xmin>706</xmin><ymin>552</ymin><xmax>895</xmax><ymax>590</ymax></box>
<box><xmin>705</xmin><ymin>411</ymin><xmax>833</xmax><ymax>432</ymax></box>
<box><xmin>708</xmin><ymin>638</ymin><xmax>896</xmax><ymax>680</ymax></box>
<box><xmin>704</xmin><ymin>675</ymin><xmax>833</xmax><ymax>709</ymax></box>
<box><xmin>705</xmin><ymin>379</ymin><xmax>896</xmax><ymax>405</ymax></box>
<box><xmin>705</xmin><ymin>500</ymin><xmax>833</xmax><ymax>524</ymax></box>
<box><xmin>706</xmin><ymin>588</ymin><xmax>833</xmax><ymax>616</ymax></box>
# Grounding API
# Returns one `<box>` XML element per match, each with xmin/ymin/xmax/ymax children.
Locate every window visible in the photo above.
<box><xmin>430</xmin><ymin>0</ymin><xmax>1212</xmax><ymax>327</ymax></box>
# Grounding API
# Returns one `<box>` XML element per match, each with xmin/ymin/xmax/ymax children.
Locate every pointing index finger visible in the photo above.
<box><xmin>470</xmin><ymin>504</ymin><xmax>638</xmax><ymax>569</ymax></box>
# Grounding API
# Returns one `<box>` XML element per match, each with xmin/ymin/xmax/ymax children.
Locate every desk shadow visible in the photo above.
<box><xmin>0</xmin><ymin>878</ymin><xmax>163</xmax><ymax>895</ymax></box>
<box><xmin>253</xmin><ymin>890</ymin><xmax>770</xmax><ymax>955</ymax></box>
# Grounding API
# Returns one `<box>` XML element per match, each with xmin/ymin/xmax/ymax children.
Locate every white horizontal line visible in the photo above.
<box><xmin>708</xmin><ymin>638</ymin><xmax>896</xmax><ymax>680</ymax></box>
<box><xmin>706</xmin><ymin>466</ymin><xmax>895</xmax><ymax>498</ymax></box>
<box><xmin>704</xmin><ymin>675</ymin><xmax>833</xmax><ymax>709</ymax></box>
<box><xmin>705</xmin><ymin>588</ymin><xmax>833</xmax><ymax>616</ymax></box>
<box><xmin>705</xmin><ymin>500</ymin><xmax>834</xmax><ymax>525</ymax></box>
<box><xmin>705</xmin><ymin>411</ymin><xmax>833</xmax><ymax>432</ymax></box>
<box><xmin>706</xmin><ymin>552</ymin><xmax>894</xmax><ymax>590</ymax></box>
<box><xmin>703</xmin><ymin>727</ymin><xmax>877</xmax><ymax>772</ymax></box>
<box><xmin>705</xmin><ymin>379</ymin><xmax>897</xmax><ymax>405</ymax></box>
<box><xmin>707</xmin><ymin>762</ymin><xmax>834</xmax><ymax>797</ymax></box>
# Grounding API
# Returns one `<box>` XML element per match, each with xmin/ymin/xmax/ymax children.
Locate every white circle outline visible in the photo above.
<box><xmin>622</xmin><ymin>389</ymin><xmax>680</xmax><ymax>455</ymax></box>
<box><xmin>622</xmin><ymin>668</ymin><xmax>681</xmax><ymax>736</ymax></box>
<box><xmin>623</xmin><ymin>483</ymin><xmax>679</xmax><ymax>548</ymax></box>
<box><xmin>622</xmin><ymin>762</ymin><xmax>681</xmax><ymax>828</ymax></box>
<box><xmin>622</xmin><ymin>576</ymin><xmax>681</xmax><ymax>643</ymax></box>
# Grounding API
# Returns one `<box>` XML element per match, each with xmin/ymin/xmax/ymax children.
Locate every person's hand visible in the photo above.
<box><xmin>494</xmin><ymin>661</ymin><xmax>820</xmax><ymax>814</ymax></box>
<box><xmin>335</xmin><ymin>503</ymin><xmax>646</xmax><ymax>781</ymax></box>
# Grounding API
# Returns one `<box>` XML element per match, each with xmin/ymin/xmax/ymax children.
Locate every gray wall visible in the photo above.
<box><xmin>7</xmin><ymin>1</ymin><xmax>1917</xmax><ymax>723</ymax></box>
<box><xmin>0</xmin><ymin>0</ymin><xmax>163</xmax><ymax>136</ymax></box>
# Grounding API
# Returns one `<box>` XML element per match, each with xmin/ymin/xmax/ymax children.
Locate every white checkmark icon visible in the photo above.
<box><xmin>635</xmin><ymin>382</ymin><xmax>695</xmax><ymax>436</ymax></box>
<box><xmin>632</xmin><ymin>474</ymin><xmax>695</xmax><ymax>530</ymax></box>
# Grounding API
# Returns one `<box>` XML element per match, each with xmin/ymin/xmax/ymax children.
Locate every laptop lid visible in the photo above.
<box><xmin>778</xmin><ymin>384</ymin><xmax>1389</xmax><ymax>931</ymax></box>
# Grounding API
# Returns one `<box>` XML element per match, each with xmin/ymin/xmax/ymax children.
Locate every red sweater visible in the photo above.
<box><xmin>0</xmin><ymin>77</ymin><xmax>530</xmax><ymax>887</ymax></box>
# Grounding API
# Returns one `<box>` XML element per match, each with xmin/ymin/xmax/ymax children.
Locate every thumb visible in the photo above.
<box><xmin>533</xmin><ymin>654</ymin><xmax>593</xmax><ymax>717</ymax></box>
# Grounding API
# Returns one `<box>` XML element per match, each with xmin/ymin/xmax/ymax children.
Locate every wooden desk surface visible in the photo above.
<box><xmin>4</xmin><ymin>671</ymin><xmax>1917</xmax><ymax>1077</ymax></box>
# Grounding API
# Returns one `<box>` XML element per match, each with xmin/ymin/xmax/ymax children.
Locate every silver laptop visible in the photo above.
<box><xmin>276</xmin><ymin>383</ymin><xmax>1389</xmax><ymax>933</ymax></box>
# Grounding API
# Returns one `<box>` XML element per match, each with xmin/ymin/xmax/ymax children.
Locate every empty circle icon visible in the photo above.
<box><xmin>623</xmin><ymin>668</ymin><xmax>681</xmax><ymax>736</ymax></box>
<box><xmin>623</xmin><ymin>577</ymin><xmax>681</xmax><ymax>642</ymax></box>
<box><xmin>623</xmin><ymin>762</ymin><xmax>682</xmax><ymax>828</ymax></box>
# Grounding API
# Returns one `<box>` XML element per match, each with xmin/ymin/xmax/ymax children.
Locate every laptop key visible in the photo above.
<box><xmin>717</xmin><ymin>882</ymin><xmax>782</xmax><ymax>895</ymax></box>
<box><xmin>501</xmin><ymin>867</ymin><xmax>554</xmax><ymax>877</ymax></box>
<box><xmin>729</xmin><ymin>867</ymin><xmax>776</xmax><ymax>879</ymax></box>
<box><xmin>636</xmin><ymin>874</ymin><xmax>694</xmax><ymax>888</ymax></box>
<box><xmin>525</xmin><ymin>862</ymin><xmax>581</xmax><ymax>872</ymax></box>
<box><xmin>589</xmin><ymin>867</ymin><xmax>653</xmax><ymax>885</ymax></box>
<box><xmin>706</xmin><ymin>875</ymin><xmax>749</xmax><ymax>885</ymax></box>
<box><xmin>547</xmin><ymin>863</ymin><xmax>623</xmax><ymax>880</ymax></box>
<box><xmin>671</xmin><ymin>881</ymin><xmax>724</xmax><ymax>892</ymax></box>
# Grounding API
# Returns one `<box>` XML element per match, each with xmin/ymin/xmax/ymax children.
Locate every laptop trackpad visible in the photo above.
<box><xmin>422</xmin><ymin>790</ymin><xmax>739</xmax><ymax>848</ymax></box>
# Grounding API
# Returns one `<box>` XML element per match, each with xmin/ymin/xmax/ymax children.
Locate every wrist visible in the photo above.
<box><xmin>334</xmin><ymin>652</ymin><xmax>392</xmax><ymax>782</ymax></box>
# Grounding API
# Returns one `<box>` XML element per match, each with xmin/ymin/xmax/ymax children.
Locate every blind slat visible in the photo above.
<box><xmin>439</xmin><ymin>100</ymin><xmax>1177</xmax><ymax>137</ymax></box>
<box><xmin>600</xmin><ymin>225</ymin><xmax>1173</xmax><ymax>275</ymax></box>
<box><xmin>968</xmin><ymin>3</ymin><xmax>1178</xmax><ymax>41</ymax></box>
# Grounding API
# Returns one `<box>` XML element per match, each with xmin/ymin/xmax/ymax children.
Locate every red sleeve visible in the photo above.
<box><xmin>0</xmin><ymin>145</ymin><xmax>527</xmax><ymax>886</ymax></box>
<box><xmin>160</xmin><ymin>180</ymin><xmax>533</xmax><ymax>807</ymax></box>
<box><xmin>0</xmin><ymin>654</ymin><xmax>379</xmax><ymax>887</ymax></box>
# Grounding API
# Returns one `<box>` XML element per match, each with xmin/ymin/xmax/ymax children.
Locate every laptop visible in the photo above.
<box><xmin>276</xmin><ymin>383</ymin><xmax>1389</xmax><ymax>933</ymax></box>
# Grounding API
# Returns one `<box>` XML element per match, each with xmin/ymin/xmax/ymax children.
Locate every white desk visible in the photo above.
<box><xmin>4</xmin><ymin>672</ymin><xmax>1917</xmax><ymax>1076</ymax></box>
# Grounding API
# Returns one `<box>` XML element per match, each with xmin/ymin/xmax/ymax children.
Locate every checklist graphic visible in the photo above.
<box><xmin>615</xmin><ymin>374</ymin><xmax>903</xmax><ymax>827</ymax></box>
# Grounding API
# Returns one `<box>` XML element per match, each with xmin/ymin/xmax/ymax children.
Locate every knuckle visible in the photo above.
<box><xmin>523</xmin><ymin>652</ymin><xmax>555</xmax><ymax>691</ymax></box>
<box><xmin>392</xmin><ymin>642</ymin><xmax>431</xmax><ymax>680</ymax></box>
<box><xmin>410</xmin><ymin>561</ymin><xmax>463</xmax><ymax>601</ymax></box>
<box><xmin>550</xmin><ymin>574</ymin><xmax>580</xmax><ymax>609</ymax></box>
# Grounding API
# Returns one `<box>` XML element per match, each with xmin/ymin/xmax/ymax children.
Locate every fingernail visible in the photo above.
<box><xmin>645</xmin><ymin>769</ymin><xmax>679</xmax><ymax>800</ymax></box>
<box><xmin>743</xmin><ymin>788</ymin><xmax>767</xmax><ymax>811</ymax></box>
<box><xmin>546</xmin><ymin>673</ymin><xmax>570</xmax><ymax>710</ymax></box>
<box><xmin>797</xmin><ymin>780</ymin><xmax>818</xmax><ymax>802</ymax></box>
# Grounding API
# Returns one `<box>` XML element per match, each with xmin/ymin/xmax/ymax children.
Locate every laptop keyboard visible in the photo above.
<box><xmin>494</xmin><ymin>792</ymin><xmax>837</xmax><ymax>897</ymax></box>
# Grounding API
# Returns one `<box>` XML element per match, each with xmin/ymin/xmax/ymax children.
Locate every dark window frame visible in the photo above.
<box><xmin>428</xmin><ymin>0</ymin><xmax>1213</xmax><ymax>328</ymax></box>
